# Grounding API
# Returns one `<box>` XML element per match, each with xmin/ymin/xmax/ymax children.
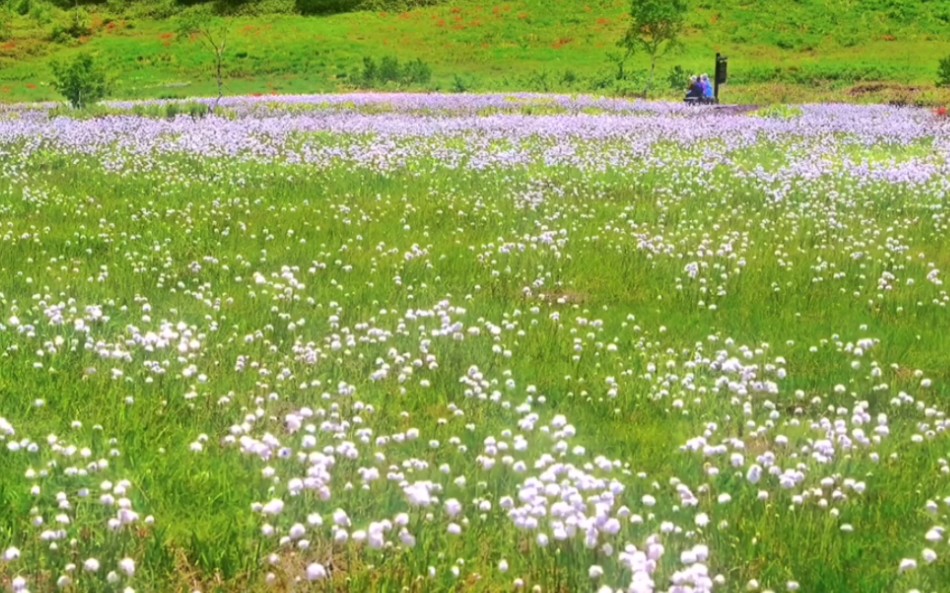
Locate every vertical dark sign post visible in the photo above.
<box><xmin>714</xmin><ymin>53</ymin><xmax>728</xmax><ymax>103</ymax></box>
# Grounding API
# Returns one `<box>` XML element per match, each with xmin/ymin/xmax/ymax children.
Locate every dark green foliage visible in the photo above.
<box><xmin>294</xmin><ymin>0</ymin><xmax>360</xmax><ymax>15</ymax></box>
<box><xmin>127</xmin><ymin>100</ymin><xmax>211</xmax><ymax>119</ymax></box>
<box><xmin>378</xmin><ymin>55</ymin><xmax>400</xmax><ymax>82</ymax></box>
<box><xmin>401</xmin><ymin>58</ymin><xmax>432</xmax><ymax>84</ymax></box>
<box><xmin>295</xmin><ymin>0</ymin><xmax>444</xmax><ymax>15</ymax></box>
<box><xmin>938</xmin><ymin>55</ymin><xmax>950</xmax><ymax>88</ymax></box>
<box><xmin>354</xmin><ymin>55</ymin><xmax>431</xmax><ymax>88</ymax></box>
<box><xmin>50</xmin><ymin>53</ymin><xmax>109</xmax><ymax>108</ymax></box>
<box><xmin>667</xmin><ymin>65</ymin><xmax>688</xmax><ymax>90</ymax></box>
<box><xmin>358</xmin><ymin>56</ymin><xmax>376</xmax><ymax>85</ymax></box>
<box><xmin>450</xmin><ymin>73</ymin><xmax>468</xmax><ymax>93</ymax></box>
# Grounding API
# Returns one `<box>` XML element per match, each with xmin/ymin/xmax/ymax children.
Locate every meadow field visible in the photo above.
<box><xmin>1</xmin><ymin>94</ymin><xmax>950</xmax><ymax>593</ymax></box>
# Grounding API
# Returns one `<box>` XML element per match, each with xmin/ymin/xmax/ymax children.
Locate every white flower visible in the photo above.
<box><xmin>444</xmin><ymin>498</ymin><xmax>462</xmax><ymax>518</ymax></box>
<box><xmin>83</xmin><ymin>558</ymin><xmax>100</xmax><ymax>573</ymax></box>
<box><xmin>306</xmin><ymin>563</ymin><xmax>327</xmax><ymax>581</ymax></box>
<box><xmin>261</xmin><ymin>499</ymin><xmax>284</xmax><ymax>516</ymax></box>
<box><xmin>589</xmin><ymin>565</ymin><xmax>604</xmax><ymax>579</ymax></box>
<box><xmin>899</xmin><ymin>558</ymin><xmax>917</xmax><ymax>573</ymax></box>
<box><xmin>118</xmin><ymin>557</ymin><xmax>136</xmax><ymax>577</ymax></box>
<box><xmin>3</xmin><ymin>546</ymin><xmax>20</xmax><ymax>561</ymax></box>
<box><xmin>333</xmin><ymin>508</ymin><xmax>350</xmax><ymax>527</ymax></box>
<box><xmin>922</xmin><ymin>548</ymin><xmax>937</xmax><ymax>564</ymax></box>
<box><xmin>498</xmin><ymin>559</ymin><xmax>509</xmax><ymax>573</ymax></box>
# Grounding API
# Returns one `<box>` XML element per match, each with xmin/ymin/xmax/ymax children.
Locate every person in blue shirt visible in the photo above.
<box><xmin>685</xmin><ymin>76</ymin><xmax>703</xmax><ymax>102</ymax></box>
<box><xmin>701</xmin><ymin>74</ymin><xmax>715</xmax><ymax>102</ymax></box>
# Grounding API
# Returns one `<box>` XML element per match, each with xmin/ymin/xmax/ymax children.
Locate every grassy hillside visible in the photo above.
<box><xmin>1</xmin><ymin>0</ymin><xmax>949</xmax><ymax>104</ymax></box>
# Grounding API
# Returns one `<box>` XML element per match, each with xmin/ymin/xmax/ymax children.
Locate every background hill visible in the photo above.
<box><xmin>1</xmin><ymin>0</ymin><xmax>949</xmax><ymax>105</ymax></box>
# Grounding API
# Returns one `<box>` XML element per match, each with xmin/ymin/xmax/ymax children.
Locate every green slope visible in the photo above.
<box><xmin>1</xmin><ymin>0</ymin><xmax>949</xmax><ymax>104</ymax></box>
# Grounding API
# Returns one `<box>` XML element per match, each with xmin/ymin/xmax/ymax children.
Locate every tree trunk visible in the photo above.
<box><xmin>648</xmin><ymin>57</ymin><xmax>656</xmax><ymax>95</ymax></box>
<box><xmin>215</xmin><ymin>51</ymin><xmax>223</xmax><ymax>112</ymax></box>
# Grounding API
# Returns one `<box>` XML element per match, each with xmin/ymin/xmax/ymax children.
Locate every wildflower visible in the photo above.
<box><xmin>118</xmin><ymin>557</ymin><xmax>136</xmax><ymax>577</ymax></box>
<box><xmin>306</xmin><ymin>563</ymin><xmax>327</xmax><ymax>581</ymax></box>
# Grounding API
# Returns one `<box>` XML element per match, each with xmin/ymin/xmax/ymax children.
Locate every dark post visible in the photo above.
<box><xmin>714</xmin><ymin>53</ymin><xmax>728</xmax><ymax>103</ymax></box>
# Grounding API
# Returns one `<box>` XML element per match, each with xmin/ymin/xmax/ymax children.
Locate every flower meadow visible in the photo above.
<box><xmin>1</xmin><ymin>94</ymin><xmax>950</xmax><ymax>593</ymax></box>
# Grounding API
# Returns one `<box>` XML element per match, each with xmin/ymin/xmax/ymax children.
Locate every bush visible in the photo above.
<box><xmin>48</xmin><ymin>8</ymin><xmax>92</xmax><ymax>43</ymax></box>
<box><xmin>667</xmin><ymin>65</ymin><xmax>689</xmax><ymax>90</ymax></box>
<box><xmin>353</xmin><ymin>55</ymin><xmax>432</xmax><ymax>89</ymax></box>
<box><xmin>938</xmin><ymin>55</ymin><xmax>950</xmax><ymax>88</ymax></box>
<box><xmin>295</xmin><ymin>0</ymin><xmax>360</xmax><ymax>15</ymax></box>
<box><xmin>296</xmin><ymin>0</ymin><xmax>444</xmax><ymax>14</ymax></box>
<box><xmin>450</xmin><ymin>74</ymin><xmax>468</xmax><ymax>93</ymax></box>
<box><xmin>401</xmin><ymin>58</ymin><xmax>431</xmax><ymax>85</ymax></box>
<box><xmin>51</xmin><ymin>53</ymin><xmax>110</xmax><ymax>109</ymax></box>
<box><xmin>378</xmin><ymin>55</ymin><xmax>400</xmax><ymax>83</ymax></box>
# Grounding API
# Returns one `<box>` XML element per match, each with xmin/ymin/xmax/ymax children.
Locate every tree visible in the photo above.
<box><xmin>177</xmin><ymin>12</ymin><xmax>229</xmax><ymax>110</ymax></box>
<box><xmin>620</xmin><ymin>0</ymin><xmax>687</xmax><ymax>94</ymax></box>
<box><xmin>51</xmin><ymin>53</ymin><xmax>109</xmax><ymax>109</ymax></box>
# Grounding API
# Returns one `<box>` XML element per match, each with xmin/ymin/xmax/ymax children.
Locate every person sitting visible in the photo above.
<box><xmin>684</xmin><ymin>76</ymin><xmax>703</xmax><ymax>102</ymax></box>
<box><xmin>701</xmin><ymin>74</ymin><xmax>715</xmax><ymax>103</ymax></box>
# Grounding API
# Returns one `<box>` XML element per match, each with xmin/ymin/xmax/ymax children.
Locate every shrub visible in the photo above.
<box><xmin>48</xmin><ymin>8</ymin><xmax>91</xmax><ymax>43</ymax></box>
<box><xmin>667</xmin><ymin>65</ymin><xmax>688</xmax><ymax>90</ymax></box>
<box><xmin>295</xmin><ymin>0</ymin><xmax>360</xmax><ymax>15</ymax></box>
<box><xmin>938</xmin><ymin>55</ymin><xmax>950</xmax><ymax>88</ymax></box>
<box><xmin>186</xmin><ymin>101</ymin><xmax>211</xmax><ymax>118</ymax></box>
<box><xmin>378</xmin><ymin>55</ymin><xmax>401</xmax><ymax>83</ymax></box>
<box><xmin>51</xmin><ymin>53</ymin><xmax>110</xmax><ymax>109</ymax></box>
<box><xmin>450</xmin><ymin>74</ymin><xmax>469</xmax><ymax>93</ymax></box>
<box><xmin>358</xmin><ymin>56</ymin><xmax>378</xmax><ymax>87</ymax></box>
<box><xmin>402</xmin><ymin>58</ymin><xmax>432</xmax><ymax>85</ymax></box>
<box><xmin>353</xmin><ymin>55</ymin><xmax>432</xmax><ymax>88</ymax></box>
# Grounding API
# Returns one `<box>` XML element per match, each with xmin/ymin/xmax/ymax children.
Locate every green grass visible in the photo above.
<box><xmin>1</xmin><ymin>0</ymin><xmax>949</xmax><ymax>104</ymax></box>
<box><xmin>1</xmin><ymin>101</ymin><xmax>950</xmax><ymax>591</ymax></box>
